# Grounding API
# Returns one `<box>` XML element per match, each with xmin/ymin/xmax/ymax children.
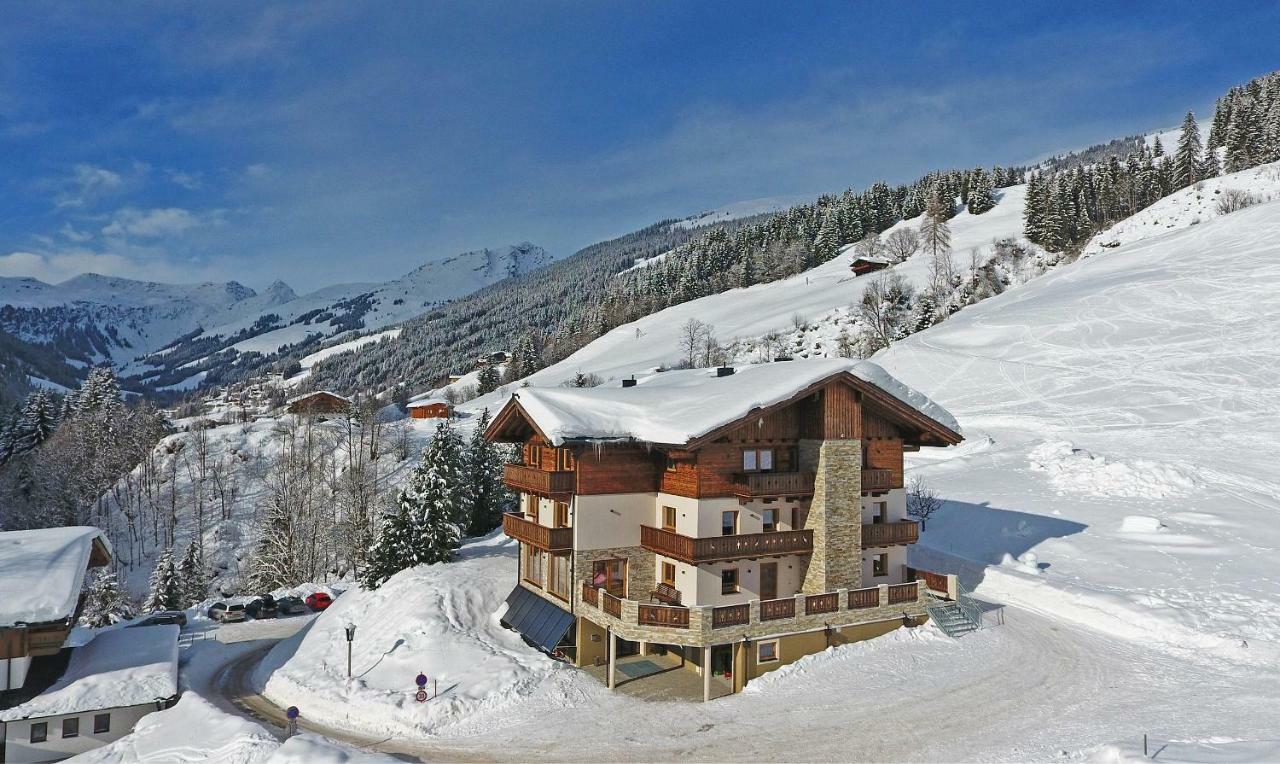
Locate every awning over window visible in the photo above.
<box><xmin>501</xmin><ymin>586</ymin><xmax>574</xmax><ymax>654</ymax></box>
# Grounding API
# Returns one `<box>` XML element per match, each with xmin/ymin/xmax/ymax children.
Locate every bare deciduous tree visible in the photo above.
<box><xmin>906</xmin><ymin>475</ymin><xmax>944</xmax><ymax>531</ymax></box>
<box><xmin>883</xmin><ymin>228</ymin><xmax>920</xmax><ymax>263</ymax></box>
<box><xmin>678</xmin><ymin>318</ymin><xmax>710</xmax><ymax>368</ymax></box>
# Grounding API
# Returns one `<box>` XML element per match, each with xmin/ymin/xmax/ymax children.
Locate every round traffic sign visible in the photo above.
<box><xmin>415</xmin><ymin>673</ymin><xmax>428</xmax><ymax>688</ymax></box>
<box><xmin>415</xmin><ymin>689</ymin><xmax>428</xmax><ymax>702</ymax></box>
<box><xmin>286</xmin><ymin>706</ymin><xmax>299</xmax><ymax>720</ymax></box>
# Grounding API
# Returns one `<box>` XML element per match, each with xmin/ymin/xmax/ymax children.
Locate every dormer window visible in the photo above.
<box><xmin>742</xmin><ymin>448</ymin><xmax>774</xmax><ymax>473</ymax></box>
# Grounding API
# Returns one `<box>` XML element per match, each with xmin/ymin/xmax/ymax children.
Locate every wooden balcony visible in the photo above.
<box><xmin>732</xmin><ymin>471</ymin><xmax>815</xmax><ymax>498</ymax></box>
<box><xmin>503</xmin><ymin>463</ymin><xmax>575</xmax><ymax>496</ymax></box>
<box><xmin>502</xmin><ymin>512</ymin><xmax>573</xmax><ymax>552</ymax></box>
<box><xmin>861</xmin><ymin>468</ymin><xmax>900</xmax><ymax>492</ymax></box>
<box><xmin>640</xmin><ymin>525</ymin><xmax>813</xmax><ymax>565</ymax></box>
<box><xmin>861</xmin><ymin>520</ymin><xmax>919</xmax><ymax>547</ymax></box>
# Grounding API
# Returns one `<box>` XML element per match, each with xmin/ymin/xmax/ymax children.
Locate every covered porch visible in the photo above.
<box><xmin>581</xmin><ymin>639</ymin><xmax>734</xmax><ymax>702</ymax></box>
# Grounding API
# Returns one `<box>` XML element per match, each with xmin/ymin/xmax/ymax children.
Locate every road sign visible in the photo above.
<box><xmin>286</xmin><ymin>706</ymin><xmax>299</xmax><ymax>720</ymax></box>
<box><xmin>415</xmin><ymin>673</ymin><xmax>428</xmax><ymax>688</ymax></box>
<box><xmin>415</xmin><ymin>689</ymin><xmax>428</xmax><ymax>702</ymax></box>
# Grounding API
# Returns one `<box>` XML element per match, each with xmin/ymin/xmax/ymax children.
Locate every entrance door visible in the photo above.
<box><xmin>592</xmin><ymin>559</ymin><xmax>627</xmax><ymax>598</ymax></box>
<box><xmin>759</xmin><ymin>563</ymin><xmax>778</xmax><ymax>601</ymax></box>
<box><xmin>711</xmin><ymin>645</ymin><xmax>734</xmax><ymax>677</ymax></box>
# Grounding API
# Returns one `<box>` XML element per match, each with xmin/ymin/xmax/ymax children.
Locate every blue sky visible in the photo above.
<box><xmin>1</xmin><ymin>2</ymin><xmax>1277</xmax><ymax>292</ymax></box>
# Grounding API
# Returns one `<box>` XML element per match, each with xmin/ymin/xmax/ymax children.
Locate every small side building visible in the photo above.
<box><xmin>0</xmin><ymin>626</ymin><xmax>179</xmax><ymax>763</ymax></box>
<box><xmin>407</xmin><ymin>397</ymin><xmax>452</xmax><ymax>420</ymax></box>
<box><xmin>285</xmin><ymin>390</ymin><xmax>352</xmax><ymax>417</ymax></box>
<box><xmin>850</xmin><ymin>255</ymin><xmax>891</xmax><ymax>276</ymax></box>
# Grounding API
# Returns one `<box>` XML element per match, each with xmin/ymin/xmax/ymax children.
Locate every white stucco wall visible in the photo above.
<box><xmin>3</xmin><ymin>702</ymin><xmax>159</xmax><ymax>763</ymax></box>
<box><xmin>860</xmin><ymin>488</ymin><xmax>906</xmax><ymax>524</ymax></box>
<box><xmin>692</xmin><ymin>555</ymin><xmax>808</xmax><ymax>606</ymax></box>
<box><xmin>1</xmin><ymin>657</ymin><xmax>32</xmax><ymax>691</ymax></box>
<box><xmin>860</xmin><ymin>545</ymin><xmax>907</xmax><ymax>586</ymax></box>
<box><xmin>573</xmin><ymin>493</ymin><xmax>655</xmax><ymax>550</ymax></box>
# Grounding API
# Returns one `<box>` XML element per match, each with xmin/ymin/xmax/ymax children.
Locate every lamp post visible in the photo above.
<box><xmin>344</xmin><ymin>623</ymin><xmax>357</xmax><ymax>679</ymax></box>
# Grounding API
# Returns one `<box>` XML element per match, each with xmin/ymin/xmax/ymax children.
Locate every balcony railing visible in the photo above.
<box><xmin>732</xmin><ymin>471</ymin><xmax>815</xmax><ymax>497</ymax></box>
<box><xmin>640</xmin><ymin>525</ymin><xmax>814</xmax><ymax>565</ymax></box>
<box><xmin>637</xmin><ymin>604</ymin><xmax>690</xmax><ymax>629</ymax></box>
<box><xmin>711</xmin><ymin>604</ymin><xmax>750</xmax><ymax>628</ymax></box>
<box><xmin>503</xmin><ymin>463</ymin><xmax>575</xmax><ymax>496</ymax></box>
<box><xmin>861</xmin><ymin>468</ymin><xmax>899</xmax><ymax>491</ymax></box>
<box><xmin>759</xmin><ymin>597</ymin><xmax>796</xmax><ymax>621</ymax></box>
<box><xmin>887</xmin><ymin>582</ymin><xmax>919</xmax><ymax>604</ymax></box>
<box><xmin>502</xmin><ymin>512</ymin><xmax>573</xmax><ymax>552</ymax></box>
<box><xmin>861</xmin><ymin>520</ymin><xmax>919</xmax><ymax>547</ymax></box>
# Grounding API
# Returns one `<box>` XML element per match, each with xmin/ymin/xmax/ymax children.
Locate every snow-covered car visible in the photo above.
<box><xmin>130</xmin><ymin>610</ymin><xmax>187</xmax><ymax>628</ymax></box>
<box><xmin>246</xmin><ymin>594</ymin><xmax>278</xmax><ymax>619</ymax></box>
<box><xmin>305</xmin><ymin>592</ymin><xmax>333</xmax><ymax>611</ymax></box>
<box><xmin>207</xmin><ymin>602</ymin><xmax>228</xmax><ymax>620</ymax></box>
<box><xmin>223</xmin><ymin>603</ymin><xmax>248</xmax><ymax>622</ymax></box>
<box><xmin>276</xmin><ymin>596</ymin><xmax>307</xmax><ymax>616</ymax></box>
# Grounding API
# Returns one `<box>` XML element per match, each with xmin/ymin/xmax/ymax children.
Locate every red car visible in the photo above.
<box><xmin>305</xmin><ymin>592</ymin><xmax>333</xmax><ymax>611</ymax></box>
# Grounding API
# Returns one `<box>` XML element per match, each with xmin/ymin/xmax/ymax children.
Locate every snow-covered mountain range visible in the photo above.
<box><xmin>0</xmin><ymin>242</ymin><xmax>552</xmax><ymax>394</ymax></box>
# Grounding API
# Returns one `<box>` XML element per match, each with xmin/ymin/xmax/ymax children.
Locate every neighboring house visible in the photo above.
<box><xmin>406</xmin><ymin>397</ymin><xmax>452</xmax><ymax>420</ymax></box>
<box><xmin>0</xmin><ymin>528</ymin><xmax>111</xmax><ymax>694</ymax></box>
<box><xmin>850</xmin><ymin>255</ymin><xmax>891</xmax><ymax>276</ymax></box>
<box><xmin>0</xmin><ymin>626</ymin><xmax>179</xmax><ymax>763</ymax></box>
<box><xmin>285</xmin><ymin>390</ymin><xmax>352</xmax><ymax>416</ymax></box>
<box><xmin>486</xmin><ymin>359</ymin><xmax>963</xmax><ymax>700</ymax></box>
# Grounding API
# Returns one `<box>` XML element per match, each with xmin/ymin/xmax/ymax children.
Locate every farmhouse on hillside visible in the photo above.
<box><xmin>486</xmin><ymin>359</ymin><xmax>969</xmax><ymax>701</ymax></box>
<box><xmin>285</xmin><ymin>390</ymin><xmax>352</xmax><ymax>416</ymax></box>
<box><xmin>406</xmin><ymin>397</ymin><xmax>452</xmax><ymax>420</ymax></box>
<box><xmin>0</xmin><ymin>527</ymin><xmax>179</xmax><ymax>763</ymax></box>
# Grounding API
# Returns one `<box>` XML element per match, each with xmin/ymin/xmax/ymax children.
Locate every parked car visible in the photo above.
<box><xmin>207</xmin><ymin>602</ymin><xmax>228</xmax><ymax>620</ymax></box>
<box><xmin>276</xmin><ymin>596</ymin><xmax>308</xmax><ymax>616</ymax></box>
<box><xmin>305</xmin><ymin>592</ymin><xmax>333</xmax><ymax>611</ymax></box>
<box><xmin>130</xmin><ymin>610</ymin><xmax>188</xmax><ymax>628</ymax></box>
<box><xmin>246</xmin><ymin>594</ymin><xmax>278</xmax><ymax>619</ymax></box>
<box><xmin>223</xmin><ymin>603</ymin><xmax>248</xmax><ymax>623</ymax></box>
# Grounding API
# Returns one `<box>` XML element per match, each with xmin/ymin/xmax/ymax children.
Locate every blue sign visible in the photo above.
<box><xmin>415</xmin><ymin>673</ymin><xmax>428</xmax><ymax>688</ymax></box>
<box><xmin>286</xmin><ymin>706</ymin><xmax>299</xmax><ymax>720</ymax></box>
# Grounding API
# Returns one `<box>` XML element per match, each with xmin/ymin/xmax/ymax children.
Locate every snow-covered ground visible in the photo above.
<box><xmin>282</xmin><ymin>328</ymin><xmax>403</xmax><ymax>387</ymax></box>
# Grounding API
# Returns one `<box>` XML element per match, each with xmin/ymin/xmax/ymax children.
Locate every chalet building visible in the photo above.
<box><xmin>407</xmin><ymin>397</ymin><xmax>452</xmax><ymax>419</ymax></box>
<box><xmin>850</xmin><ymin>255</ymin><xmax>891</xmax><ymax>276</ymax></box>
<box><xmin>285</xmin><ymin>390</ymin><xmax>352</xmax><ymax>416</ymax></box>
<box><xmin>486</xmin><ymin>359</ymin><xmax>963</xmax><ymax>700</ymax></box>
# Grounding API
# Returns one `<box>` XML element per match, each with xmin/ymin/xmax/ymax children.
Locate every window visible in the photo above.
<box><xmin>662</xmin><ymin>506</ymin><xmax>677</xmax><ymax>531</ymax></box>
<box><xmin>524</xmin><ymin>494</ymin><xmax>538</xmax><ymax>519</ymax></box>
<box><xmin>548</xmin><ymin>554</ymin><xmax>571</xmax><ymax>600</ymax></box>
<box><xmin>741</xmin><ymin>448</ymin><xmax>775</xmax><ymax>473</ymax></box>
<box><xmin>762</xmin><ymin>508</ymin><xmax>777</xmax><ymax>533</ymax></box>
<box><xmin>523</xmin><ymin>544</ymin><xmax>545</xmax><ymax>587</ymax></box>
<box><xmin>721</xmin><ymin>568</ymin><xmax>739</xmax><ymax>595</ymax></box>
<box><xmin>758</xmin><ymin>640</ymin><xmax>779</xmax><ymax>663</ymax></box>
<box><xmin>553</xmin><ymin>502</ymin><xmax>570</xmax><ymax>528</ymax></box>
<box><xmin>94</xmin><ymin>713</ymin><xmax>111</xmax><ymax>734</ymax></box>
<box><xmin>592</xmin><ymin>559</ymin><xmax>626</xmax><ymax>597</ymax></box>
<box><xmin>665</xmin><ymin>456</ymin><xmax>679</xmax><ymax>471</ymax></box>
<box><xmin>661</xmin><ymin>561</ymin><xmax>676</xmax><ymax>586</ymax></box>
<box><xmin>872</xmin><ymin>501</ymin><xmax>888</xmax><ymax>524</ymax></box>
<box><xmin>30</xmin><ymin>722</ymin><xmax>47</xmax><ymax>744</ymax></box>
<box><xmin>873</xmin><ymin>553</ymin><xmax>888</xmax><ymax>578</ymax></box>
<box><xmin>721</xmin><ymin>511</ymin><xmax>738</xmax><ymax>536</ymax></box>
<box><xmin>63</xmin><ymin>717</ymin><xmax>79</xmax><ymax>738</ymax></box>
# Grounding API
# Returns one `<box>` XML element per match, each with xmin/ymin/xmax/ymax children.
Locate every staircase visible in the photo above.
<box><xmin>922</xmin><ymin>582</ymin><xmax>982</xmax><ymax>638</ymax></box>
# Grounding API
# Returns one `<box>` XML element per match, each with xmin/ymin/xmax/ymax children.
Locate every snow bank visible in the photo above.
<box><xmin>1027</xmin><ymin>441</ymin><xmax>1197</xmax><ymax>498</ymax></box>
<box><xmin>0</xmin><ymin>526</ymin><xmax>108</xmax><ymax>627</ymax></box>
<box><xmin>2</xmin><ymin>625</ymin><xmax>177</xmax><ymax>721</ymax></box>
<box><xmin>70</xmin><ymin>693</ymin><xmax>279</xmax><ymax>764</ymax></box>
<box><xmin>513</xmin><ymin>358</ymin><xmax>959</xmax><ymax>446</ymax></box>
<box><xmin>1085</xmin><ymin>737</ymin><xmax>1280</xmax><ymax>763</ymax></box>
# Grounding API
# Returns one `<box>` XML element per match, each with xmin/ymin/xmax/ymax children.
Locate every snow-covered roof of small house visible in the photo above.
<box><xmin>851</xmin><ymin>255</ymin><xmax>891</xmax><ymax>265</ymax></box>
<box><xmin>0</xmin><ymin>625</ymin><xmax>179</xmax><ymax>721</ymax></box>
<box><xmin>406</xmin><ymin>397</ymin><xmax>450</xmax><ymax>408</ymax></box>
<box><xmin>284</xmin><ymin>390</ymin><xmax>352</xmax><ymax>406</ymax></box>
<box><xmin>0</xmin><ymin>526</ymin><xmax>111</xmax><ymax>628</ymax></box>
<box><xmin>491</xmin><ymin>359</ymin><xmax>960</xmax><ymax>447</ymax></box>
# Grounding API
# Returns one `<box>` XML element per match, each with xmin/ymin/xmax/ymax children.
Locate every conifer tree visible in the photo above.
<box><xmin>80</xmin><ymin>569</ymin><xmax>136</xmax><ymax>627</ymax></box>
<box><xmin>464</xmin><ymin>409</ymin><xmax>510</xmax><ymax>536</ymax></box>
<box><xmin>178</xmin><ymin>539</ymin><xmax>209</xmax><ymax>606</ymax></box>
<box><xmin>142</xmin><ymin>547</ymin><xmax>183</xmax><ymax>612</ymax></box>
<box><xmin>1173</xmin><ymin>111</ymin><xmax>1203</xmax><ymax>188</ymax></box>
<box><xmin>966</xmin><ymin>169</ymin><xmax>996</xmax><ymax>214</ymax></box>
<box><xmin>476</xmin><ymin>365</ymin><xmax>500</xmax><ymax>395</ymax></box>
<box><xmin>812</xmin><ymin>214</ymin><xmax>838</xmax><ymax>264</ymax></box>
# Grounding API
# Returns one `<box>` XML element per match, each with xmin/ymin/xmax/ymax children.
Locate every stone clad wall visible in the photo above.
<box><xmin>801</xmin><ymin>439</ymin><xmax>863</xmax><ymax>593</ymax></box>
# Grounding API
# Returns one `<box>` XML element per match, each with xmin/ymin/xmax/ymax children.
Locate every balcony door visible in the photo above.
<box><xmin>592</xmin><ymin>558</ymin><xmax>627</xmax><ymax>598</ymax></box>
<box><xmin>759</xmin><ymin>563</ymin><xmax>778</xmax><ymax>600</ymax></box>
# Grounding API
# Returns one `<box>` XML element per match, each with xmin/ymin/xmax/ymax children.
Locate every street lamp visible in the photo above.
<box><xmin>344</xmin><ymin>623</ymin><xmax>357</xmax><ymax>679</ymax></box>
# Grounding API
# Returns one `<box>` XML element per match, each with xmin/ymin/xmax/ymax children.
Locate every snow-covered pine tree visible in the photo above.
<box><xmin>360</xmin><ymin>499</ymin><xmax>417</xmax><ymax>590</ymax></box>
<box><xmin>464</xmin><ymin>408</ymin><xmax>511</xmax><ymax>536</ymax></box>
<box><xmin>178</xmin><ymin>539</ymin><xmax>209</xmax><ymax>606</ymax></box>
<box><xmin>79</xmin><ymin>569</ymin><xmax>136</xmax><ymax>627</ymax></box>
<box><xmin>1173</xmin><ymin>111</ymin><xmax>1203</xmax><ymax>188</ymax></box>
<box><xmin>966</xmin><ymin>168</ymin><xmax>996</xmax><ymax>215</ymax></box>
<box><xmin>476</xmin><ymin>365</ymin><xmax>500</xmax><ymax>395</ymax></box>
<box><xmin>142</xmin><ymin>547</ymin><xmax>183</xmax><ymax>612</ymax></box>
<box><xmin>812</xmin><ymin>214</ymin><xmax>838</xmax><ymax>264</ymax></box>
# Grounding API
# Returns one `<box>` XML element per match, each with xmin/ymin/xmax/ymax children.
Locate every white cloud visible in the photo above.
<box><xmin>0</xmin><ymin>250</ymin><xmax>136</xmax><ymax>283</ymax></box>
<box><xmin>167</xmin><ymin>169</ymin><xmax>204</xmax><ymax>190</ymax></box>
<box><xmin>102</xmin><ymin>207</ymin><xmax>210</xmax><ymax>238</ymax></box>
<box><xmin>59</xmin><ymin>223</ymin><xmax>94</xmax><ymax>243</ymax></box>
<box><xmin>54</xmin><ymin>163</ymin><xmax>124</xmax><ymax>208</ymax></box>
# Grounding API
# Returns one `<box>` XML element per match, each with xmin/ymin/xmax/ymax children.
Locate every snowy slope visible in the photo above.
<box><xmin>1083</xmin><ymin>160</ymin><xmax>1280</xmax><ymax>257</ymax></box>
<box><xmin>670</xmin><ymin>194</ymin><xmax>810</xmax><ymax>231</ymax></box>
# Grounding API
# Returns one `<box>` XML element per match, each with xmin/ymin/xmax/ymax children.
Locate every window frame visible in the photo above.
<box><xmin>873</xmin><ymin>501</ymin><xmax>888</xmax><ymax>524</ymax></box>
<box><xmin>62</xmin><ymin>717</ymin><xmax>79</xmax><ymax>739</ymax></box>
<box><xmin>522</xmin><ymin>544</ymin><xmax>546</xmax><ymax>588</ymax></box>
<box><xmin>761</xmin><ymin>507</ymin><xmax>778</xmax><ymax>533</ymax></box>
<box><xmin>758</xmin><ymin>639</ymin><xmax>780</xmax><ymax>663</ymax></box>
<box><xmin>872</xmin><ymin>552</ymin><xmax>889</xmax><ymax>578</ymax></box>
<box><xmin>720</xmin><ymin>567</ymin><xmax>739</xmax><ymax>595</ymax></box>
<box><xmin>94</xmin><ymin>713</ymin><xmax>111</xmax><ymax>734</ymax></box>
<box><xmin>740</xmin><ymin>447</ymin><xmax>776</xmax><ymax>473</ymax></box>
<box><xmin>720</xmin><ymin>510</ymin><xmax>738</xmax><ymax>536</ymax></box>
<box><xmin>553</xmin><ymin>501</ymin><xmax>570</xmax><ymax>528</ymax></box>
<box><xmin>548</xmin><ymin>553</ymin><xmax>571</xmax><ymax>601</ymax></box>
<box><xmin>662</xmin><ymin>506</ymin><xmax>677</xmax><ymax>531</ymax></box>
<box><xmin>30</xmin><ymin>722</ymin><xmax>47</xmax><ymax>744</ymax></box>
<box><xmin>661</xmin><ymin>561</ymin><xmax>676</xmax><ymax>586</ymax></box>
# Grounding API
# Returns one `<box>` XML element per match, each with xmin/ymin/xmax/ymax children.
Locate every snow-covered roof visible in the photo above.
<box><xmin>284</xmin><ymin>390</ymin><xmax>352</xmax><ymax>406</ymax></box>
<box><xmin>502</xmin><ymin>359</ymin><xmax>960</xmax><ymax>446</ymax></box>
<box><xmin>0</xmin><ymin>527</ymin><xmax>111</xmax><ymax>627</ymax></box>
<box><xmin>407</xmin><ymin>397</ymin><xmax>450</xmax><ymax>408</ymax></box>
<box><xmin>851</xmin><ymin>255</ymin><xmax>891</xmax><ymax>265</ymax></box>
<box><xmin>0</xmin><ymin>625</ymin><xmax>178</xmax><ymax>721</ymax></box>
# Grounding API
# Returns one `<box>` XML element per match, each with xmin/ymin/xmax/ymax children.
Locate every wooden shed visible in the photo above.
<box><xmin>407</xmin><ymin>398</ymin><xmax>452</xmax><ymax>419</ymax></box>
<box><xmin>850</xmin><ymin>256</ymin><xmax>891</xmax><ymax>276</ymax></box>
<box><xmin>286</xmin><ymin>391</ymin><xmax>353</xmax><ymax>416</ymax></box>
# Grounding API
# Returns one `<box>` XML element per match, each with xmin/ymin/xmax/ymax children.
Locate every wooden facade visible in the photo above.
<box><xmin>408</xmin><ymin>401</ymin><xmax>451</xmax><ymax>419</ymax></box>
<box><xmin>286</xmin><ymin>391</ymin><xmax>352</xmax><ymax>416</ymax></box>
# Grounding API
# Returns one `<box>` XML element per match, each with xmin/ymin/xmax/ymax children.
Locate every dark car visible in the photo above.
<box><xmin>246</xmin><ymin>594</ymin><xmax>278</xmax><ymax>619</ymax></box>
<box><xmin>130</xmin><ymin>610</ymin><xmax>188</xmax><ymax>628</ymax></box>
<box><xmin>276</xmin><ymin>596</ymin><xmax>307</xmax><ymax>616</ymax></box>
<box><xmin>305</xmin><ymin>592</ymin><xmax>333</xmax><ymax>611</ymax></box>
